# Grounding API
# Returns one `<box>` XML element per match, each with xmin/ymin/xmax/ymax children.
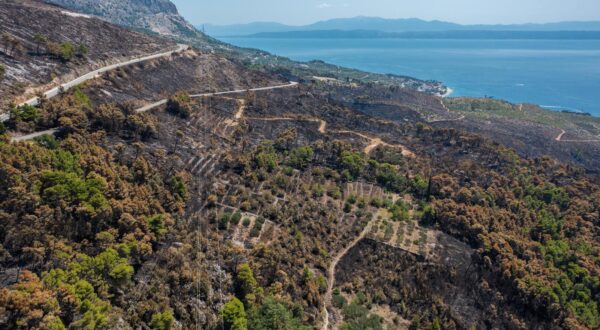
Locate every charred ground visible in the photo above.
<box><xmin>0</xmin><ymin>1</ymin><xmax>599</xmax><ymax>330</ymax></box>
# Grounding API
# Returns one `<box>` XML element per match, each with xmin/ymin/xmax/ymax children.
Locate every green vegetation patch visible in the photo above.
<box><xmin>341</xmin><ymin>293</ymin><xmax>383</xmax><ymax>330</ymax></box>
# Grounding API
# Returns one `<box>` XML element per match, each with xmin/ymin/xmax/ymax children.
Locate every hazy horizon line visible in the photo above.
<box><xmin>195</xmin><ymin>16</ymin><xmax>600</xmax><ymax>27</ymax></box>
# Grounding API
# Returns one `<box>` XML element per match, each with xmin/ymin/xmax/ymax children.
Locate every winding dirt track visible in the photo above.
<box><xmin>554</xmin><ymin>128</ymin><xmax>600</xmax><ymax>143</ymax></box>
<box><xmin>321</xmin><ymin>220</ymin><xmax>374</xmax><ymax>330</ymax></box>
<box><xmin>234</xmin><ymin>99</ymin><xmax>246</xmax><ymax>120</ymax></box>
<box><xmin>318</xmin><ymin>119</ymin><xmax>327</xmax><ymax>134</ymax></box>
<box><xmin>364</xmin><ymin>138</ymin><xmax>387</xmax><ymax>155</ymax></box>
<box><xmin>426</xmin><ymin>98</ymin><xmax>465</xmax><ymax>123</ymax></box>
<box><xmin>555</xmin><ymin>129</ymin><xmax>567</xmax><ymax>141</ymax></box>
<box><xmin>331</xmin><ymin>130</ymin><xmax>415</xmax><ymax>157</ymax></box>
<box><xmin>246</xmin><ymin>116</ymin><xmax>414</xmax><ymax>157</ymax></box>
<box><xmin>437</xmin><ymin>101</ymin><xmax>598</xmax><ymax>144</ymax></box>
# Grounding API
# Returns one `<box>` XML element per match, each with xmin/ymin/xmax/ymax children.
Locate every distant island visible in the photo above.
<box><xmin>199</xmin><ymin>16</ymin><xmax>600</xmax><ymax>37</ymax></box>
<box><xmin>240</xmin><ymin>29</ymin><xmax>600</xmax><ymax>40</ymax></box>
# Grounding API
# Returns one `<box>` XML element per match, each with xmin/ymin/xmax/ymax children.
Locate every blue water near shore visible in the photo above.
<box><xmin>220</xmin><ymin>37</ymin><xmax>600</xmax><ymax>116</ymax></box>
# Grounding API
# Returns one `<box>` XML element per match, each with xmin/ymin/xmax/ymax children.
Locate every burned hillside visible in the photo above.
<box><xmin>0</xmin><ymin>1</ymin><xmax>599</xmax><ymax>329</ymax></box>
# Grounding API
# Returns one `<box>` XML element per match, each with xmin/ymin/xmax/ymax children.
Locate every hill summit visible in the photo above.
<box><xmin>47</xmin><ymin>0</ymin><xmax>197</xmax><ymax>37</ymax></box>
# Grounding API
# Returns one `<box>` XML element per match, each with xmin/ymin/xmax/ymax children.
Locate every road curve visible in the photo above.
<box><xmin>332</xmin><ymin>130</ymin><xmax>415</xmax><ymax>157</ymax></box>
<box><xmin>234</xmin><ymin>99</ymin><xmax>247</xmax><ymax>120</ymax></box>
<box><xmin>554</xmin><ymin>128</ymin><xmax>600</xmax><ymax>143</ymax></box>
<box><xmin>17</xmin><ymin>44</ymin><xmax>189</xmax><ymax>108</ymax></box>
<box><xmin>1</xmin><ymin>44</ymin><xmax>188</xmax><ymax>123</ymax></box>
<box><xmin>555</xmin><ymin>129</ymin><xmax>567</xmax><ymax>142</ymax></box>
<box><xmin>425</xmin><ymin>98</ymin><xmax>465</xmax><ymax>123</ymax></box>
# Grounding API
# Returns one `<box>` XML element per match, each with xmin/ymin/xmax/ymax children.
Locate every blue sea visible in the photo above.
<box><xmin>220</xmin><ymin>37</ymin><xmax>600</xmax><ymax>116</ymax></box>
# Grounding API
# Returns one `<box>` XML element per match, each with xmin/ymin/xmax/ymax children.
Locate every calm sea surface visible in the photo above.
<box><xmin>220</xmin><ymin>37</ymin><xmax>600</xmax><ymax>116</ymax></box>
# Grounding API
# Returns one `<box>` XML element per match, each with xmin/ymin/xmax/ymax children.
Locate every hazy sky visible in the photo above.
<box><xmin>171</xmin><ymin>0</ymin><xmax>600</xmax><ymax>25</ymax></box>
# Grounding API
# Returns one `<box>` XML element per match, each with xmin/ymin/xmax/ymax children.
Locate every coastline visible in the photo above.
<box><xmin>220</xmin><ymin>37</ymin><xmax>599</xmax><ymax>116</ymax></box>
<box><xmin>441</xmin><ymin>87</ymin><xmax>454</xmax><ymax>98</ymax></box>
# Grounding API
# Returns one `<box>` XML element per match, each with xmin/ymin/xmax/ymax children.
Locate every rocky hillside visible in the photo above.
<box><xmin>46</xmin><ymin>0</ymin><xmax>198</xmax><ymax>37</ymax></box>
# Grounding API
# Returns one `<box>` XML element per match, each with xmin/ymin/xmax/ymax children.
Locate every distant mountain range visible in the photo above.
<box><xmin>244</xmin><ymin>30</ymin><xmax>600</xmax><ymax>40</ymax></box>
<box><xmin>199</xmin><ymin>17</ymin><xmax>600</xmax><ymax>37</ymax></box>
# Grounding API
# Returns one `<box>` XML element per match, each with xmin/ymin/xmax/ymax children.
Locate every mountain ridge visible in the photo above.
<box><xmin>201</xmin><ymin>16</ymin><xmax>600</xmax><ymax>37</ymax></box>
<box><xmin>242</xmin><ymin>29</ymin><xmax>600</xmax><ymax>40</ymax></box>
<box><xmin>46</xmin><ymin>0</ymin><xmax>198</xmax><ymax>37</ymax></box>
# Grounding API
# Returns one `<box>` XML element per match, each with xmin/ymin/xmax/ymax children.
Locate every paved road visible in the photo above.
<box><xmin>21</xmin><ymin>44</ymin><xmax>188</xmax><ymax>108</ymax></box>
<box><xmin>0</xmin><ymin>44</ymin><xmax>189</xmax><ymax>124</ymax></box>
<box><xmin>135</xmin><ymin>99</ymin><xmax>169</xmax><ymax>113</ymax></box>
<box><xmin>10</xmin><ymin>128</ymin><xmax>59</xmax><ymax>142</ymax></box>
<box><xmin>135</xmin><ymin>82</ymin><xmax>299</xmax><ymax>113</ymax></box>
<box><xmin>11</xmin><ymin>82</ymin><xmax>298</xmax><ymax>142</ymax></box>
<box><xmin>191</xmin><ymin>81</ymin><xmax>299</xmax><ymax>98</ymax></box>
